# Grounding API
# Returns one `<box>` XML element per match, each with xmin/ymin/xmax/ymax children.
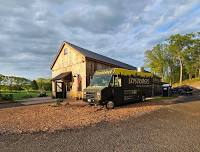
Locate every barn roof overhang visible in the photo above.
<box><xmin>52</xmin><ymin>72</ymin><xmax>72</xmax><ymax>81</ymax></box>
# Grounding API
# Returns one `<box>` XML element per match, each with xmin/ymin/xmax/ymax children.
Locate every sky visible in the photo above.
<box><xmin>0</xmin><ymin>0</ymin><xmax>200</xmax><ymax>79</ymax></box>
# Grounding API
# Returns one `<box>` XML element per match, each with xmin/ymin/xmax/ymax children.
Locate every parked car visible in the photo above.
<box><xmin>171</xmin><ymin>87</ymin><xmax>179</xmax><ymax>95</ymax></box>
<box><xmin>38</xmin><ymin>92</ymin><xmax>48</xmax><ymax>97</ymax></box>
<box><xmin>172</xmin><ymin>86</ymin><xmax>193</xmax><ymax>96</ymax></box>
<box><xmin>181</xmin><ymin>86</ymin><xmax>193</xmax><ymax>95</ymax></box>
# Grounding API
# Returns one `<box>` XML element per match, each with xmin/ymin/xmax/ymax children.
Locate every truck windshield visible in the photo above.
<box><xmin>90</xmin><ymin>75</ymin><xmax>112</xmax><ymax>87</ymax></box>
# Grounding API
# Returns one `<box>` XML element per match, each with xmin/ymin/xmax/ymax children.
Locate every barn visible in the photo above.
<box><xmin>51</xmin><ymin>41</ymin><xmax>137</xmax><ymax>99</ymax></box>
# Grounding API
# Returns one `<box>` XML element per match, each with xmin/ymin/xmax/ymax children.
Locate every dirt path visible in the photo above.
<box><xmin>19</xmin><ymin>97</ymin><xmax>57</xmax><ymax>105</ymax></box>
<box><xmin>0</xmin><ymin>97</ymin><xmax>57</xmax><ymax>109</ymax></box>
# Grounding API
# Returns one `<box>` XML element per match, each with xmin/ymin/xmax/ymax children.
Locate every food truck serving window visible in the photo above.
<box><xmin>90</xmin><ymin>75</ymin><xmax>112</xmax><ymax>87</ymax></box>
<box><xmin>114</xmin><ymin>76</ymin><xmax>121</xmax><ymax>87</ymax></box>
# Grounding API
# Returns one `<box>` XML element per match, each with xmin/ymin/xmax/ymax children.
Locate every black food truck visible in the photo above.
<box><xmin>83</xmin><ymin>68</ymin><xmax>161</xmax><ymax>109</ymax></box>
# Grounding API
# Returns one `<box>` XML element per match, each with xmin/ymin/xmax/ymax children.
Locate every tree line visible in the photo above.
<box><xmin>145</xmin><ymin>32</ymin><xmax>200</xmax><ymax>84</ymax></box>
<box><xmin>0</xmin><ymin>75</ymin><xmax>52</xmax><ymax>92</ymax></box>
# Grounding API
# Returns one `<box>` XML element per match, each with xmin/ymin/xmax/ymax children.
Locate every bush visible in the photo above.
<box><xmin>1</xmin><ymin>94</ymin><xmax>14</xmax><ymax>101</ymax></box>
<box><xmin>22</xmin><ymin>94</ymin><xmax>33</xmax><ymax>98</ymax></box>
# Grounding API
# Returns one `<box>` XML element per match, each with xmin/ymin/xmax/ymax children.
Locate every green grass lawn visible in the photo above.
<box><xmin>173</xmin><ymin>78</ymin><xmax>200</xmax><ymax>87</ymax></box>
<box><xmin>0</xmin><ymin>91</ymin><xmax>51</xmax><ymax>101</ymax></box>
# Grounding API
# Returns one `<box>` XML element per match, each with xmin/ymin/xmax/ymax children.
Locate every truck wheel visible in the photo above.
<box><xmin>141</xmin><ymin>95</ymin><xmax>145</xmax><ymax>102</ymax></box>
<box><xmin>106</xmin><ymin>101</ymin><xmax>114</xmax><ymax>109</ymax></box>
<box><xmin>89</xmin><ymin>103</ymin><xmax>93</xmax><ymax>106</ymax></box>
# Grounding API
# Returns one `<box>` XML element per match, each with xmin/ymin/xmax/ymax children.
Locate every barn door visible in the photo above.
<box><xmin>56</xmin><ymin>82</ymin><xmax>67</xmax><ymax>99</ymax></box>
<box><xmin>113</xmin><ymin>76</ymin><xmax>124</xmax><ymax>105</ymax></box>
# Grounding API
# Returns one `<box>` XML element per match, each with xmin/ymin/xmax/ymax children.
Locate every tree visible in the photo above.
<box><xmin>184</xmin><ymin>47</ymin><xmax>196</xmax><ymax>80</ymax></box>
<box><xmin>180</xmin><ymin>34</ymin><xmax>196</xmax><ymax>79</ymax></box>
<box><xmin>23</xmin><ymin>85</ymin><xmax>32</xmax><ymax>92</ymax></box>
<box><xmin>164</xmin><ymin>46</ymin><xmax>175</xmax><ymax>84</ymax></box>
<box><xmin>192</xmin><ymin>34</ymin><xmax>200</xmax><ymax>78</ymax></box>
<box><xmin>0</xmin><ymin>75</ymin><xmax>3</xmax><ymax>93</ymax></box>
<box><xmin>37</xmin><ymin>78</ymin><xmax>52</xmax><ymax>91</ymax></box>
<box><xmin>144</xmin><ymin>32</ymin><xmax>200</xmax><ymax>84</ymax></box>
<box><xmin>168</xmin><ymin>34</ymin><xmax>192</xmax><ymax>84</ymax></box>
<box><xmin>37</xmin><ymin>78</ymin><xmax>45</xmax><ymax>91</ymax></box>
<box><xmin>145</xmin><ymin>44</ymin><xmax>168</xmax><ymax>81</ymax></box>
<box><xmin>31</xmin><ymin>80</ymin><xmax>39</xmax><ymax>90</ymax></box>
<box><xmin>14</xmin><ymin>77</ymin><xmax>23</xmax><ymax>91</ymax></box>
<box><xmin>7</xmin><ymin>76</ymin><xmax>15</xmax><ymax>92</ymax></box>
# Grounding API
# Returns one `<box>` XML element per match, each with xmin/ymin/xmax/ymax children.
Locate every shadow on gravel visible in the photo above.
<box><xmin>0</xmin><ymin>97</ymin><xmax>57</xmax><ymax>109</ymax></box>
<box><xmin>117</xmin><ymin>92</ymin><xmax>200</xmax><ymax>110</ymax></box>
<box><xmin>0</xmin><ymin>102</ymin><xmax>24</xmax><ymax>109</ymax></box>
<box><xmin>1</xmin><ymin>94</ymin><xmax>200</xmax><ymax>110</ymax></box>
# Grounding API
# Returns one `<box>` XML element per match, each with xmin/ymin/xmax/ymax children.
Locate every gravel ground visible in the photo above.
<box><xmin>0</xmin><ymin>99</ymin><xmax>165</xmax><ymax>134</ymax></box>
<box><xmin>0</xmin><ymin>94</ymin><xmax>199</xmax><ymax>152</ymax></box>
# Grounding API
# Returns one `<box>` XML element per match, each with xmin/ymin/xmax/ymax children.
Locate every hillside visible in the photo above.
<box><xmin>0</xmin><ymin>74</ymin><xmax>32</xmax><ymax>86</ymax></box>
<box><xmin>173</xmin><ymin>78</ymin><xmax>200</xmax><ymax>90</ymax></box>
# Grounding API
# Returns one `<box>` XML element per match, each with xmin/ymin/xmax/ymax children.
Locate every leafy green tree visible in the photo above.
<box><xmin>181</xmin><ymin>34</ymin><xmax>195</xmax><ymax>79</ymax></box>
<box><xmin>145</xmin><ymin>44</ymin><xmax>167</xmax><ymax>81</ymax></box>
<box><xmin>192</xmin><ymin>34</ymin><xmax>200</xmax><ymax>78</ymax></box>
<box><xmin>0</xmin><ymin>76</ymin><xmax>2</xmax><ymax>93</ymax></box>
<box><xmin>31</xmin><ymin>80</ymin><xmax>39</xmax><ymax>90</ymax></box>
<box><xmin>37</xmin><ymin>78</ymin><xmax>52</xmax><ymax>91</ymax></box>
<box><xmin>168</xmin><ymin>34</ymin><xmax>192</xmax><ymax>84</ymax></box>
<box><xmin>184</xmin><ymin>49</ymin><xmax>196</xmax><ymax>80</ymax></box>
<box><xmin>37</xmin><ymin>78</ymin><xmax>45</xmax><ymax>91</ymax></box>
<box><xmin>23</xmin><ymin>85</ymin><xmax>32</xmax><ymax>92</ymax></box>
<box><xmin>7</xmin><ymin>77</ymin><xmax>15</xmax><ymax>92</ymax></box>
<box><xmin>164</xmin><ymin>47</ymin><xmax>176</xmax><ymax>84</ymax></box>
<box><xmin>145</xmin><ymin>32</ymin><xmax>200</xmax><ymax>84</ymax></box>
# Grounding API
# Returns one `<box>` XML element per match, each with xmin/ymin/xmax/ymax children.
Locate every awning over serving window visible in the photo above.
<box><xmin>52</xmin><ymin>72</ymin><xmax>72</xmax><ymax>81</ymax></box>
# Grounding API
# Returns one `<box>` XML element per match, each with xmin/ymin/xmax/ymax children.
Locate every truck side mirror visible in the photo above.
<box><xmin>109</xmin><ymin>76</ymin><xmax>115</xmax><ymax>87</ymax></box>
<box><xmin>110</xmin><ymin>82</ymin><xmax>114</xmax><ymax>87</ymax></box>
<box><xmin>109</xmin><ymin>76</ymin><xmax>114</xmax><ymax>87</ymax></box>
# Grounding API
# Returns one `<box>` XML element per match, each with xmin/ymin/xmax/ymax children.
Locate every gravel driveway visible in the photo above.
<box><xmin>0</xmin><ymin>99</ymin><xmax>162</xmax><ymax>134</ymax></box>
<box><xmin>0</xmin><ymin>95</ymin><xmax>200</xmax><ymax>152</ymax></box>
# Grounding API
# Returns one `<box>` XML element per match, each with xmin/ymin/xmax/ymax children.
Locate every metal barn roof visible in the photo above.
<box><xmin>51</xmin><ymin>41</ymin><xmax>137</xmax><ymax>70</ymax></box>
<box><xmin>65</xmin><ymin>42</ymin><xmax>136</xmax><ymax>70</ymax></box>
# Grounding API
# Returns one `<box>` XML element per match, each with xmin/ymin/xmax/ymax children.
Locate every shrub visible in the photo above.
<box><xmin>22</xmin><ymin>94</ymin><xmax>33</xmax><ymax>99</ymax></box>
<box><xmin>1</xmin><ymin>94</ymin><xmax>14</xmax><ymax>101</ymax></box>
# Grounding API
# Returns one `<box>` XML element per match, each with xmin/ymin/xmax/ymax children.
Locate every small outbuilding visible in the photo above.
<box><xmin>51</xmin><ymin>41</ymin><xmax>136</xmax><ymax>99</ymax></box>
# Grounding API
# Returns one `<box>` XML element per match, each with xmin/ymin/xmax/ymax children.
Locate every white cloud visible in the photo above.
<box><xmin>0</xmin><ymin>0</ymin><xmax>199</xmax><ymax>79</ymax></box>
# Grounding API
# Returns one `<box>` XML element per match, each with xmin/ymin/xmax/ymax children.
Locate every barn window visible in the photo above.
<box><xmin>64</xmin><ymin>48</ymin><xmax>68</xmax><ymax>55</ymax></box>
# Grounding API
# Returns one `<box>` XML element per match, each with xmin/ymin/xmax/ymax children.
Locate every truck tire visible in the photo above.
<box><xmin>141</xmin><ymin>95</ymin><xmax>145</xmax><ymax>102</ymax></box>
<box><xmin>106</xmin><ymin>101</ymin><xmax>114</xmax><ymax>109</ymax></box>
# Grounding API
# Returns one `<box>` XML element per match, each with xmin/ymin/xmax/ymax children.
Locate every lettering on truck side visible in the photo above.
<box><xmin>124</xmin><ymin>90</ymin><xmax>137</xmax><ymax>101</ymax></box>
<box><xmin>124</xmin><ymin>90</ymin><xmax>137</xmax><ymax>95</ymax></box>
<box><xmin>128</xmin><ymin>78</ymin><xmax>150</xmax><ymax>85</ymax></box>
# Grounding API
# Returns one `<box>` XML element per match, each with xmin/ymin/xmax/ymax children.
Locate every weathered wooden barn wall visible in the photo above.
<box><xmin>52</xmin><ymin>43</ymin><xmax>118</xmax><ymax>98</ymax></box>
<box><xmin>51</xmin><ymin>43</ymin><xmax>86</xmax><ymax>98</ymax></box>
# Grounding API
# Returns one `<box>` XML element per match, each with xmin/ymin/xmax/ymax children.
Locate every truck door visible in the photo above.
<box><xmin>113</xmin><ymin>76</ymin><xmax>124</xmax><ymax>105</ymax></box>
